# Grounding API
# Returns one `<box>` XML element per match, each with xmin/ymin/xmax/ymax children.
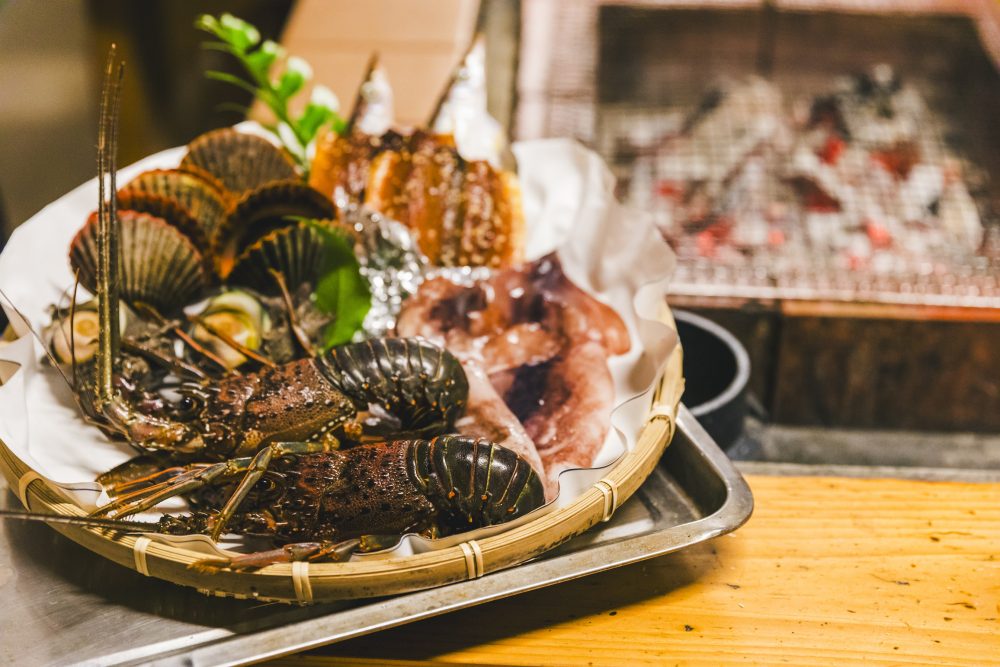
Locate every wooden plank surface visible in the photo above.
<box><xmin>272</xmin><ymin>475</ymin><xmax>1000</xmax><ymax>666</ymax></box>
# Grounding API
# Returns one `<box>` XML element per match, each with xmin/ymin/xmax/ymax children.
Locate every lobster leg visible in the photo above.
<box><xmin>191</xmin><ymin>539</ymin><xmax>361</xmax><ymax>573</ymax></box>
<box><xmin>94</xmin><ymin>441</ymin><xmax>336</xmax><ymax>538</ymax></box>
<box><xmin>106</xmin><ymin>464</ymin><xmax>200</xmax><ymax>496</ymax></box>
<box><xmin>208</xmin><ymin>440</ymin><xmax>332</xmax><ymax>541</ymax></box>
<box><xmin>189</xmin><ymin>530</ymin><xmax>426</xmax><ymax>572</ymax></box>
<box><xmin>93</xmin><ymin>460</ymin><xmax>240</xmax><ymax>519</ymax></box>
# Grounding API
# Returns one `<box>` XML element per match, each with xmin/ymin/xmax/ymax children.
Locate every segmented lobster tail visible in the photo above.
<box><xmin>412</xmin><ymin>435</ymin><xmax>545</xmax><ymax>531</ymax></box>
<box><xmin>318</xmin><ymin>338</ymin><xmax>469</xmax><ymax>433</ymax></box>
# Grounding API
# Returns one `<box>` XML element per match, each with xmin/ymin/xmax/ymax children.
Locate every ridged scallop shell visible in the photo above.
<box><xmin>215</xmin><ymin>180</ymin><xmax>335</xmax><ymax>278</ymax></box>
<box><xmin>69</xmin><ymin>210</ymin><xmax>211</xmax><ymax>314</ymax></box>
<box><xmin>121</xmin><ymin>168</ymin><xmax>230</xmax><ymax>243</ymax></box>
<box><xmin>228</xmin><ymin>222</ymin><xmax>332</xmax><ymax>294</ymax></box>
<box><xmin>181</xmin><ymin>128</ymin><xmax>298</xmax><ymax>196</ymax></box>
<box><xmin>115</xmin><ymin>190</ymin><xmax>210</xmax><ymax>255</ymax></box>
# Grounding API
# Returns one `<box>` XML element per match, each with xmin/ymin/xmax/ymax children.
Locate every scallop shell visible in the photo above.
<box><xmin>215</xmin><ymin>180</ymin><xmax>335</xmax><ymax>278</ymax></box>
<box><xmin>228</xmin><ymin>222</ymin><xmax>333</xmax><ymax>294</ymax></box>
<box><xmin>121</xmin><ymin>168</ymin><xmax>230</xmax><ymax>243</ymax></box>
<box><xmin>114</xmin><ymin>190</ymin><xmax>210</xmax><ymax>255</ymax></box>
<box><xmin>69</xmin><ymin>210</ymin><xmax>211</xmax><ymax>314</ymax></box>
<box><xmin>181</xmin><ymin>128</ymin><xmax>298</xmax><ymax>196</ymax></box>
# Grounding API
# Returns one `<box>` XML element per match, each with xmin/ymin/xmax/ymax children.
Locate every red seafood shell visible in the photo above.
<box><xmin>121</xmin><ymin>168</ymin><xmax>230</xmax><ymax>244</ymax></box>
<box><xmin>181</xmin><ymin>128</ymin><xmax>298</xmax><ymax>197</ymax></box>
<box><xmin>69</xmin><ymin>210</ymin><xmax>212</xmax><ymax>314</ymax></box>
<box><xmin>214</xmin><ymin>180</ymin><xmax>335</xmax><ymax>278</ymax></box>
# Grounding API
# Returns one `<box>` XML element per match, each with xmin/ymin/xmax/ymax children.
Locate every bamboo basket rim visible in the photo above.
<box><xmin>0</xmin><ymin>308</ymin><xmax>683</xmax><ymax>604</ymax></box>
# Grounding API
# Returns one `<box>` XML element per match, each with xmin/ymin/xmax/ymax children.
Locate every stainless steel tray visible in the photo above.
<box><xmin>0</xmin><ymin>407</ymin><xmax>752</xmax><ymax>666</ymax></box>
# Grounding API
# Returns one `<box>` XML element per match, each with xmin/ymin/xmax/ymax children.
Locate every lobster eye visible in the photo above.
<box><xmin>174</xmin><ymin>394</ymin><xmax>203</xmax><ymax>419</ymax></box>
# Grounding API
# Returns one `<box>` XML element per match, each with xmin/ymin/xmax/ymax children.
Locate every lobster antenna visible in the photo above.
<box><xmin>46</xmin><ymin>279</ymin><xmax>79</xmax><ymax>388</ymax></box>
<box><xmin>0</xmin><ymin>508</ymin><xmax>155</xmax><ymax>533</ymax></box>
<box><xmin>95</xmin><ymin>45</ymin><xmax>124</xmax><ymax>407</ymax></box>
<box><xmin>109</xmin><ymin>56</ymin><xmax>125</xmax><ymax>367</ymax></box>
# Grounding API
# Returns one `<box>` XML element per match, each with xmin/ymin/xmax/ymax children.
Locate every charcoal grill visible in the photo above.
<box><xmin>515</xmin><ymin>1</ymin><xmax>1000</xmax><ymax>431</ymax></box>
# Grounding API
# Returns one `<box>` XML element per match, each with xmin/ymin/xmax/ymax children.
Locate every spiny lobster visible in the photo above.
<box><xmin>68</xmin><ymin>49</ymin><xmax>467</xmax><ymax>483</ymax></box>
<box><xmin>1</xmin><ymin>46</ymin><xmax>548</xmax><ymax>569</ymax></box>
<box><xmin>1</xmin><ymin>435</ymin><xmax>545</xmax><ymax>567</ymax></box>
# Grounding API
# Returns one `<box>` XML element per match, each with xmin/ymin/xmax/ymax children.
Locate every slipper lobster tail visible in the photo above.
<box><xmin>318</xmin><ymin>337</ymin><xmax>470</xmax><ymax>434</ymax></box>
<box><xmin>413</xmin><ymin>435</ymin><xmax>545</xmax><ymax>531</ymax></box>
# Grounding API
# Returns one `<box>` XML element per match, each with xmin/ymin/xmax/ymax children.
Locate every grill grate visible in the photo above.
<box><xmin>519</xmin><ymin>3</ymin><xmax>1000</xmax><ymax>308</ymax></box>
<box><xmin>600</xmin><ymin>73</ymin><xmax>1000</xmax><ymax>307</ymax></box>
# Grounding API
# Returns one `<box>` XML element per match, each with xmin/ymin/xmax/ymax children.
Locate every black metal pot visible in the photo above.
<box><xmin>674</xmin><ymin>310</ymin><xmax>750</xmax><ymax>450</ymax></box>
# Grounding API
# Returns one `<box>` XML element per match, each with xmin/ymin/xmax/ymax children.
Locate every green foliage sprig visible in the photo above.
<box><xmin>306</xmin><ymin>221</ymin><xmax>372</xmax><ymax>349</ymax></box>
<box><xmin>196</xmin><ymin>13</ymin><xmax>346</xmax><ymax>172</ymax></box>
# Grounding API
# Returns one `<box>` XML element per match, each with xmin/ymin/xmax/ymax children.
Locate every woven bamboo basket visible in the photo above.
<box><xmin>0</xmin><ymin>307</ymin><xmax>683</xmax><ymax>604</ymax></box>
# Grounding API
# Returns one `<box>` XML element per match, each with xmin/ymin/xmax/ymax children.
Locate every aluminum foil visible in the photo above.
<box><xmin>335</xmin><ymin>192</ymin><xmax>428</xmax><ymax>336</ymax></box>
<box><xmin>338</xmin><ymin>189</ymin><xmax>498</xmax><ymax>336</ymax></box>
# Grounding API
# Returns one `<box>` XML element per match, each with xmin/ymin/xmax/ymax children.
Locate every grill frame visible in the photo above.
<box><xmin>515</xmin><ymin>1</ymin><xmax>1000</xmax><ymax>430</ymax></box>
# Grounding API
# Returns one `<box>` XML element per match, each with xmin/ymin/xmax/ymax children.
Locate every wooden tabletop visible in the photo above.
<box><xmin>273</xmin><ymin>474</ymin><xmax>1000</xmax><ymax>666</ymax></box>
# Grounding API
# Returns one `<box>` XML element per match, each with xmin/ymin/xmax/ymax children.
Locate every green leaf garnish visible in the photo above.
<box><xmin>196</xmin><ymin>12</ymin><xmax>345</xmax><ymax>175</ymax></box>
<box><xmin>306</xmin><ymin>221</ymin><xmax>371</xmax><ymax>349</ymax></box>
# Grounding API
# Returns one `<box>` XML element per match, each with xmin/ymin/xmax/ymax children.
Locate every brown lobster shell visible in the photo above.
<box><xmin>214</xmin><ymin>180</ymin><xmax>335</xmax><ymax>278</ymax></box>
<box><xmin>70</xmin><ymin>210</ymin><xmax>212</xmax><ymax>314</ymax></box>
<box><xmin>181</xmin><ymin>128</ymin><xmax>298</xmax><ymax>196</ymax></box>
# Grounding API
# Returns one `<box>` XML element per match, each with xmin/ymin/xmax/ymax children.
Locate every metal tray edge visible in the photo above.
<box><xmin>137</xmin><ymin>406</ymin><xmax>753</xmax><ymax>667</ymax></box>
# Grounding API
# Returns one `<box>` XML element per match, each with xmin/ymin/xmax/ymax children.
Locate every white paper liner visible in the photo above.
<box><xmin>0</xmin><ymin>134</ymin><xmax>675</xmax><ymax>560</ymax></box>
